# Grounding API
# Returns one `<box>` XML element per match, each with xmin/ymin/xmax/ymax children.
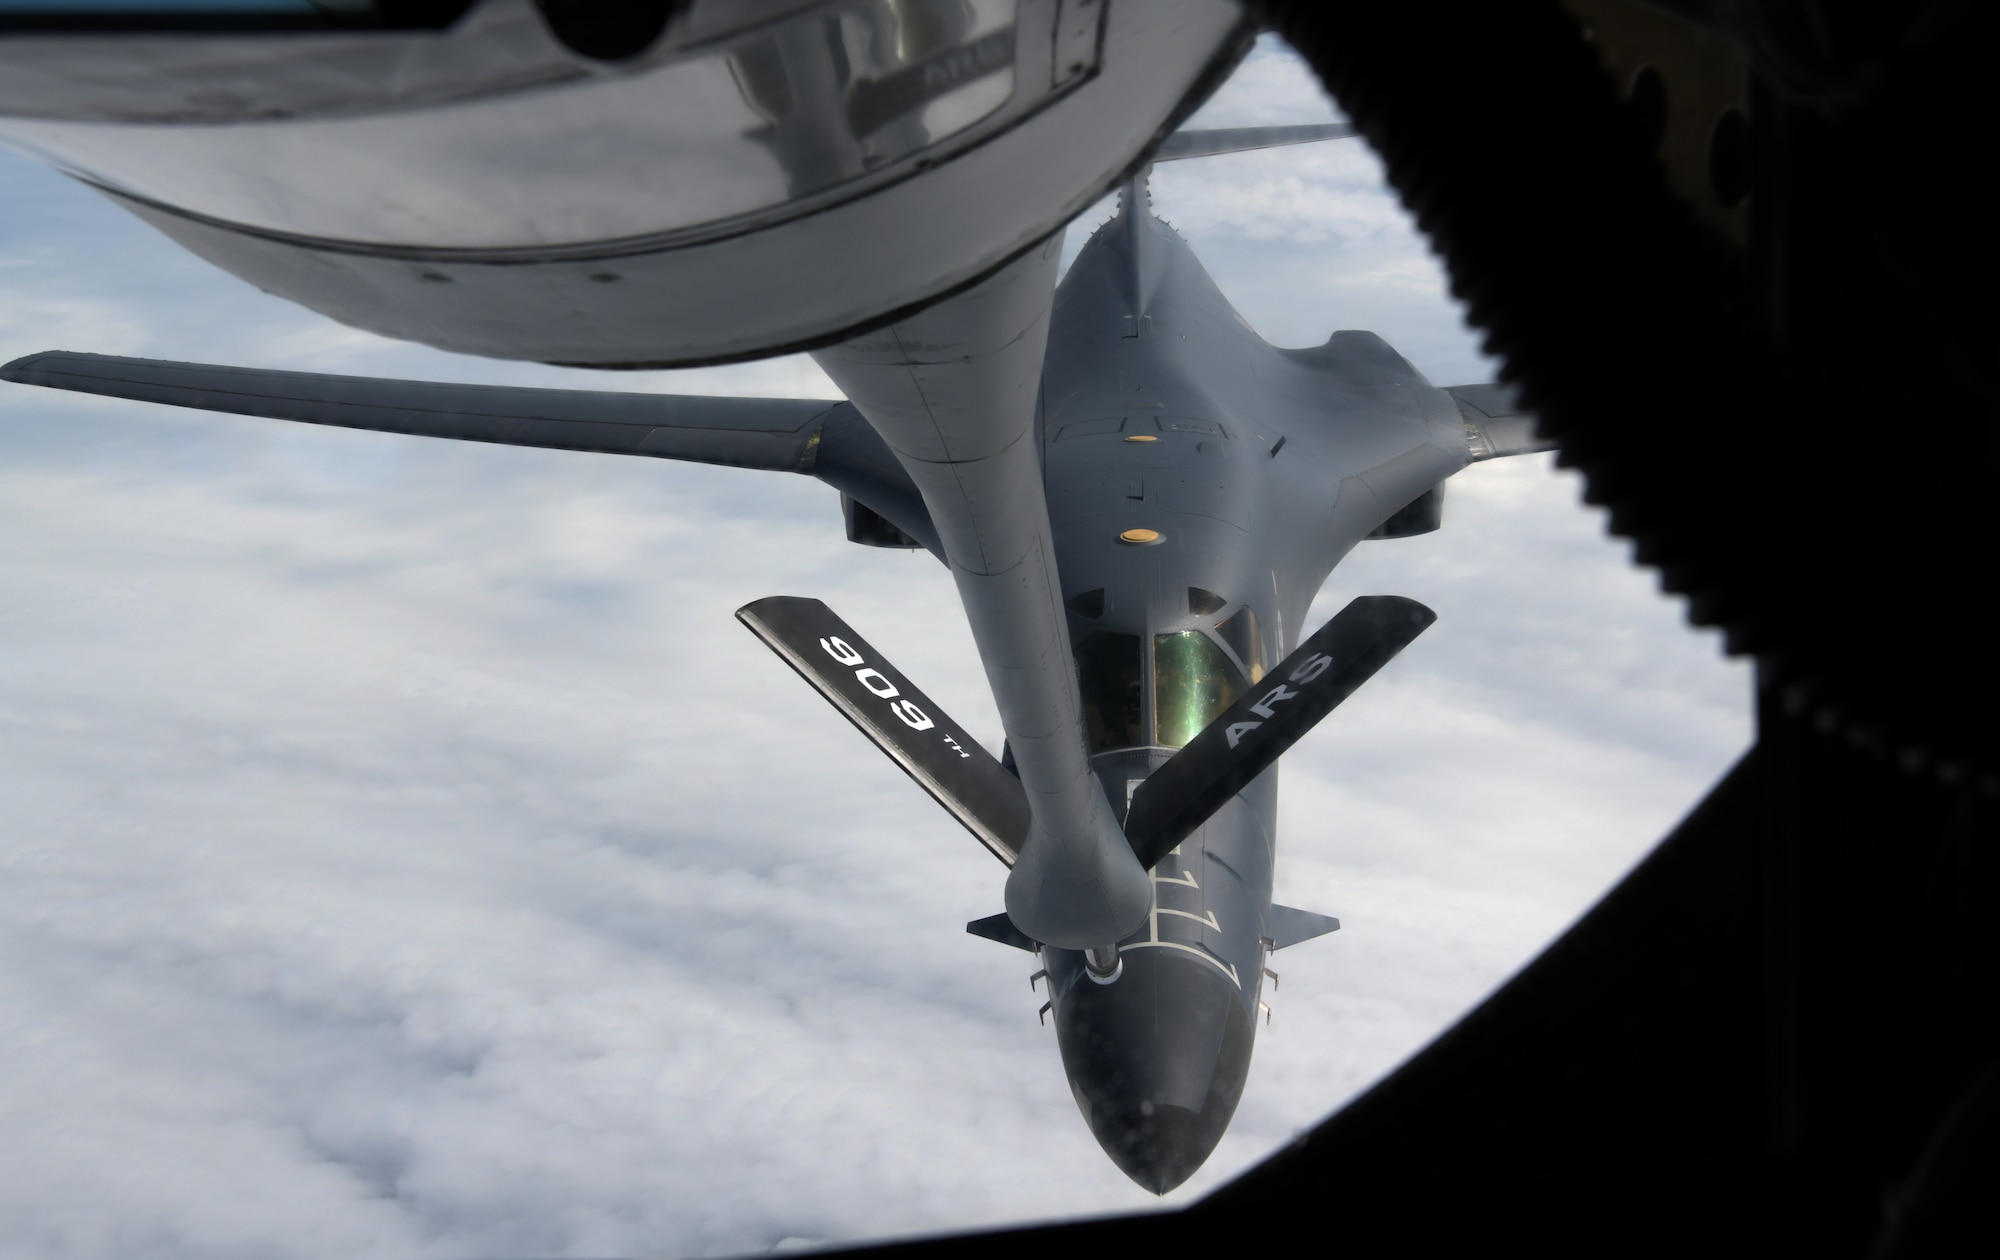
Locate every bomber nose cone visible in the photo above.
<box><xmin>1053</xmin><ymin>948</ymin><xmax>1257</xmax><ymax>1194</ymax></box>
<box><xmin>1092</xmin><ymin>1098</ymin><xmax>1219</xmax><ymax>1195</ymax></box>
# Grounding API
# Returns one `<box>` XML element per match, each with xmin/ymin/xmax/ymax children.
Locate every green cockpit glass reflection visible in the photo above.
<box><xmin>1076</xmin><ymin>632</ymin><xmax>1144</xmax><ymax>752</ymax></box>
<box><xmin>1154</xmin><ymin>631</ymin><xmax>1248</xmax><ymax>748</ymax></box>
<box><xmin>1216</xmin><ymin>605</ymin><xmax>1267</xmax><ymax>682</ymax></box>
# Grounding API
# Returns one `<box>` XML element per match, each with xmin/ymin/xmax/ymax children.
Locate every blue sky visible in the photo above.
<box><xmin>0</xmin><ymin>35</ymin><xmax>1749</xmax><ymax>1260</ymax></box>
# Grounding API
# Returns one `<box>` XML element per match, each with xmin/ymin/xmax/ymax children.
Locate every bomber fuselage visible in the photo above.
<box><xmin>1033</xmin><ymin>197</ymin><xmax>1465</xmax><ymax>1190</ymax></box>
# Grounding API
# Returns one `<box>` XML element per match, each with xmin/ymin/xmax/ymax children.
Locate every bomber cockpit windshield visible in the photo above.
<box><xmin>1076</xmin><ymin>631</ymin><xmax>1144</xmax><ymax>752</ymax></box>
<box><xmin>1216</xmin><ymin>605</ymin><xmax>1267</xmax><ymax>682</ymax></box>
<box><xmin>1154</xmin><ymin>631</ymin><xmax>1247</xmax><ymax>748</ymax></box>
<box><xmin>1077</xmin><ymin>627</ymin><xmax>1252</xmax><ymax>751</ymax></box>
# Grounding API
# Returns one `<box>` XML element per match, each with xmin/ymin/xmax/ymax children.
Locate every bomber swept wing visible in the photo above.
<box><xmin>0</xmin><ymin>350</ymin><xmax>941</xmax><ymax>557</ymax></box>
<box><xmin>0</xmin><ymin>351</ymin><xmax>838</xmax><ymax>469</ymax></box>
<box><xmin>1448</xmin><ymin>382</ymin><xmax>1555</xmax><ymax>461</ymax></box>
<box><xmin>1152</xmin><ymin>123</ymin><xmax>1358</xmax><ymax>161</ymax></box>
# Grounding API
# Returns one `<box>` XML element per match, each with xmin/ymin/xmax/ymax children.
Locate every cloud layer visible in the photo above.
<box><xmin>0</xmin><ymin>38</ymin><xmax>1747</xmax><ymax>1260</ymax></box>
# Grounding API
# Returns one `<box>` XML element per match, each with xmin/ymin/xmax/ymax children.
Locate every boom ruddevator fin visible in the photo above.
<box><xmin>736</xmin><ymin>596</ymin><xmax>1027</xmax><ymax>867</ymax></box>
<box><xmin>1124</xmin><ymin>596</ymin><xmax>1436</xmax><ymax>872</ymax></box>
<box><xmin>1446</xmin><ymin>382</ymin><xmax>1556</xmax><ymax>461</ymax></box>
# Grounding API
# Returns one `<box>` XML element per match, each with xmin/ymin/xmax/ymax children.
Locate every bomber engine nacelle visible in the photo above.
<box><xmin>841</xmin><ymin>496</ymin><xmax>925</xmax><ymax>551</ymax></box>
<box><xmin>1366</xmin><ymin>483</ymin><xmax>1445</xmax><ymax>539</ymax></box>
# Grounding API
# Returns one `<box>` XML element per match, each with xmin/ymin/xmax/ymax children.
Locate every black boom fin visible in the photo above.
<box><xmin>1124</xmin><ymin>595</ymin><xmax>1436</xmax><ymax>871</ymax></box>
<box><xmin>737</xmin><ymin>596</ymin><xmax>1027</xmax><ymax>866</ymax></box>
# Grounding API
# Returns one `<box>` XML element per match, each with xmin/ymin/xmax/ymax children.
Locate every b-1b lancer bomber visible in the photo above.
<box><xmin>2</xmin><ymin>131</ymin><xmax>1546</xmax><ymax>1188</ymax></box>
<box><xmin>1</xmin><ymin>0</ymin><xmax>1549</xmax><ymax>1194</ymax></box>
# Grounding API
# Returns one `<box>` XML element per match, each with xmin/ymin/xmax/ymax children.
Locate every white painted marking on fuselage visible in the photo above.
<box><xmin>1124</xmin><ymin>844</ymin><xmax>1240</xmax><ymax>986</ymax></box>
<box><xmin>1123</xmin><ymin>940</ymin><xmax>1241</xmax><ymax>987</ymax></box>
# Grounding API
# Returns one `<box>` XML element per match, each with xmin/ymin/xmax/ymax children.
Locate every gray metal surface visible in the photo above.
<box><xmin>1</xmin><ymin>0</ymin><xmax>1250</xmax><ymax>365</ymax></box>
<box><xmin>1</xmin><ymin>0</ymin><xmax>1086</xmax><ymax>244</ymax></box>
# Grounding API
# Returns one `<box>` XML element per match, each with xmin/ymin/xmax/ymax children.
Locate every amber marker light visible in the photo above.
<box><xmin>1117</xmin><ymin>528</ymin><xmax>1163</xmax><ymax>545</ymax></box>
<box><xmin>1123</xmin><ymin>434</ymin><xmax>1158</xmax><ymax>442</ymax></box>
